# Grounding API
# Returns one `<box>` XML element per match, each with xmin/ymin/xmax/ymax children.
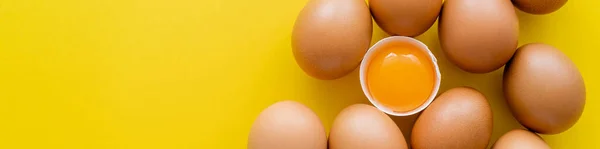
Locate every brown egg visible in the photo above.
<box><xmin>329</xmin><ymin>104</ymin><xmax>408</xmax><ymax>149</ymax></box>
<box><xmin>492</xmin><ymin>129</ymin><xmax>550</xmax><ymax>149</ymax></box>
<box><xmin>439</xmin><ymin>0</ymin><xmax>519</xmax><ymax>73</ymax></box>
<box><xmin>512</xmin><ymin>0</ymin><xmax>567</xmax><ymax>14</ymax></box>
<box><xmin>369</xmin><ymin>0</ymin><xmax>442</xmax><ymax>36</ymax></box>
<box><xmin>292</xmin><ymin>0</ymin><xmax>372</xmax><ymax>80</ymax></box>
<box><xmin>412</xmin><ymin>87</ymin><xmax>493</xmax><ymax>149</ymax></box>
<box><xmin>503</xmin><ymin>43</ymin><xmax>586</xmax><ymax>134</ymax></box>
<box><xmin>248</xmin><ymin>101</ymin><xmax>327</xmax><ymax>149</ymax></box>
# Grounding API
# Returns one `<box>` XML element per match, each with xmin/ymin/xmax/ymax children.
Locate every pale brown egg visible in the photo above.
<box><xmin>439</xmin><ymin>0</ymin><xmax>519</xmax><ymax>73</ymax></box>
<box><xmin>248</xmin><ymin>101</ymin><xmax>327</xmax><ymax>149</ymax></box>
<box><xmin>492</xmin><ymin>129</ymin><xmax>550</xmax><ymax>149</ymax></box>
<box><xmin>329</xmin><ymin>104</ymin><xmax>408</xmax><ymax>149</ymax></box>
<box><xmin>503</xmin><ymin>43</ymin><xmax>586</xmax><ymax>134</ymax></box>
<box><xmin>369</xmin><ymin>0</ymin><xmax>442</xmax><ymax>36</ymax></box>
<box><xmin>512</xmin><ymin>0</ymin><xmax>567</xmax><ymax>14</ymax></box>
<box><xmin>292</xmin><ymin>0</ymin><xmax>372</xmax><ymax>80</ymax></box>
<box><xmin>412</xmin><ymin>87</ymin><xmax>493</xmax><ymax>149</ymax></box>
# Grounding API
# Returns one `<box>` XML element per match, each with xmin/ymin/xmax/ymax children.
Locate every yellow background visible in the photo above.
<box><xmin>0</xmin><ymin>0</ymin><xmax>598</xmax><ymax>148</ymax></box>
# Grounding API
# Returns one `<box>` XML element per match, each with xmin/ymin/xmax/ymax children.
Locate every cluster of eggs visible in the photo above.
<box><xmin>249</xmin><ymin>0</ymin><xmax>584</xmax><ymax>148</ymax></box>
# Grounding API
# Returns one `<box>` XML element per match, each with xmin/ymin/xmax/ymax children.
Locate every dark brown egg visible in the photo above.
<box><xmin>329</xmin><ymin>104</ymin><xmax>408</xmax><ymax>149</ymax></box>
<box><xmin>292</xmin><ymin>0</ymin><xmax>372</xmax><ymax>80</ymax></box>
<box><xmin>492</xmin><ymin>129</ymin><xmax>550</xmax><ymax>149</ymax></box>
<box><xmin>369</xmin><ymin>0</ymin><xmax>442</xmax><ymax>36</ymax></box>
<box><xmin>412</xmin><ymin>87</ymin><xmax>493</xmax><ymax>149</ymax></box>
<box><xmin>439</xmin><ymin>0</ymin><xmax>519</xmax><ymax>73</ymax></box>
<box><xmin>248</xmin><ymin>101</ymin><xmax>327</xmax><ymax>149</ymax></box>
<box><xmin>503</xmin><ymin>43</ymin><xmax>586</xmax><ymax>134</ymax></box>
<box><xmin>512</xmin><ymin>0</ymin><xmax>567</xmax><ymax>14</ymax></box>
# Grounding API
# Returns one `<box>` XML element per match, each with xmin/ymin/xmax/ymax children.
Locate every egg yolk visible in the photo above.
<box><xmin>366</xmin><ymin>43</ymin><xmax>435</xmax><ymax>113</ymax></box>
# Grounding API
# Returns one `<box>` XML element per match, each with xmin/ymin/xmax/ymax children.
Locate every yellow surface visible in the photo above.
<box><xmin>0</xmin><ymin>0</ymin><xmax>597</xmax><ymax>148</ymax></box>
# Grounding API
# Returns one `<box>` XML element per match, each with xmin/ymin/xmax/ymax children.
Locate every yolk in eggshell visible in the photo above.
<box><xmin>366</xmin><ymin>42</ymin><xmax>435</xmax><ymax>113</ymax></box>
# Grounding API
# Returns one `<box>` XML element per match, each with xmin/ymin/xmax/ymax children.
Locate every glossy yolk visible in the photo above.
<box><xmin>367</xmin><ymin>43</ymin><xmax>435</xmax><ymax>113</ymax></box>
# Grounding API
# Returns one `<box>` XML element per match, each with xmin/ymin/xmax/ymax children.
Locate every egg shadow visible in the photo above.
<box><xmin>307</xmin><ymin>68</ymin><xmax>370</xmax><ymax>113</ymax></box>
<box><xmin>390</xmin><ymin>112</ymin><xmax>421</xmax><ymax>148</ymax></box>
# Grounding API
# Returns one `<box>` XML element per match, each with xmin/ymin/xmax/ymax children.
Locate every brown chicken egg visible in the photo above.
<box><xmin>412</xmin><ymin>87</ymin><xmax>493</xmax><ymax>149</ymax></box>
<box><xmin>512</xmin><ymin>0</ymin><xmax>567</xmax><ymax>14</ymax></box>
<box><xmin>292</xmin><ymin>0</ymin><xmax>372</xmax><ymax>80</ymax></box>
<box><xmin>439</xmin><ymin>0</ymin><xmax>519</xmax><ymax>73</ymax></box>
<box><xmin>369</xmin><ymin>0</ymin><xmax>442</xmax><ymax>36</ymax></box>
<box><xmin>503</xmin><ymin>43</ymin><xmax>586</xmax><ymax>134</ymax></box>
<box><xmin>492</xmin><ymin>129</ymin><xmax>550</xmax><ymax>149</ymax></box>
<box><xmin>248</xmin><ymin>101</ymin><xmax>327</xmax><ymax>149</ymax></box>
<box><xmin>329</xmin><ymin>104</ymin><xmax>408</xmax><ymax>149</ymax></box>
